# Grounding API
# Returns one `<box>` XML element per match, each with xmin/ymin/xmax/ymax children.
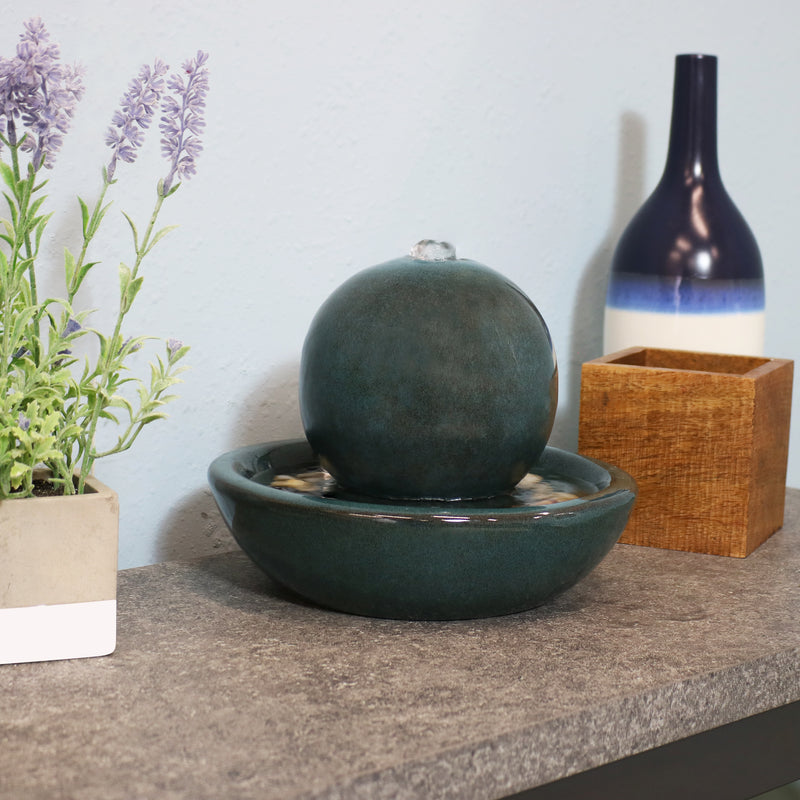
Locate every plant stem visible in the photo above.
<box><xmin>7</xmin><ymin>129</ymin><xmax>38</xmax><ymax>307</ymax></box>
<box><xmin>77</xmin><ymin>189</ymin><xmax>166</xmax><ymax>492</ymax></box>
<box><xmin>69</xmin><ymin>175</ymin><xmax>111</xmax><ymax>303</ymax></box>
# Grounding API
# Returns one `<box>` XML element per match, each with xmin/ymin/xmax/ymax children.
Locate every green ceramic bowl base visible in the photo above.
<box><xmin>208</xmin><ymin>439</ymin><xmax>637</xmax><ymax>621</ymax></box>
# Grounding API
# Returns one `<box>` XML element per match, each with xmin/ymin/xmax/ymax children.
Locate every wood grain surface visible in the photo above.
<box><xmin>578</xmin><ymin>347</ymin><xmax>794</xmax><ymax>557</ymax></box>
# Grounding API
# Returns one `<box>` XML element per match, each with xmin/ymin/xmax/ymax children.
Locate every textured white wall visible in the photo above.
<box><xmin>9</xmin><ymin>0</ymin><xmax>800</xmax><ymax>567</ymax></box>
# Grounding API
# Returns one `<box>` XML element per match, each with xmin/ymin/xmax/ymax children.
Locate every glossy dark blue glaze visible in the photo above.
<box><xmin>300</xmin><ymin>253</ymin><xmax>557</xmax><ymax>500</ymax></box>
<box><xmin>609</xmin><ymin>54</ymin><xmax>764</xmax><ymax>304</ymax></box>
<box><xmin>207</xmin><ymin>440</ymin><xmax>637</xmax><ymax>620</ymax></box>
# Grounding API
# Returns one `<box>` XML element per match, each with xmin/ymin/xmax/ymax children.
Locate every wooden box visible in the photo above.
<box><xmin>578</xmin><ymin>347</ymin><xmax>793</xmax><ymax>557</ymax></box>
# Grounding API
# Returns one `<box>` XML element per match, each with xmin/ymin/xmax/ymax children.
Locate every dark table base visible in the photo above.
<box><xmin>507</xmin><ymin>700</ymin><xmax>800</xmax><ymax>800</ymax></box>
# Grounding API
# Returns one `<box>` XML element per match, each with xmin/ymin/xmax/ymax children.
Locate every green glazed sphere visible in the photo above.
<box><xmin>299</xmin><ymin>241</ymin><xmax>558</xmax><ymax>500</ymax></box>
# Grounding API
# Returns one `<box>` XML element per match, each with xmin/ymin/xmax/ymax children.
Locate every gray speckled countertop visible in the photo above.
<box><xmin>3</xmin><ymin>491</ymin><xmax>800</xmax><ymax>800</ymax></box>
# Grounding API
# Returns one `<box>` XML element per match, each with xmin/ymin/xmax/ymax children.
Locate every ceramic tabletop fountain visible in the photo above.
<box><xmin>209</xmin><ymin>241</ymin><xmax>636</xmax><ymax>620</ymax></box>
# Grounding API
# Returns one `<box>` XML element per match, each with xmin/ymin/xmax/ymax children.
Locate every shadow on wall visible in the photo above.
<box><xmin>154</xmin><ymin>362</ymin><xmax>305</xmax><ymax>563</ymax></box>
<box><xmin>550</xmin><ymin>111</ymin><xmax>647</xmax><ymax>453</ymax></box>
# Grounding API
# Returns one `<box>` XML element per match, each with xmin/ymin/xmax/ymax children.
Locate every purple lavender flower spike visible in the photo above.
<box><xmin>159</xmin><ymin>51</ymin><xmax>209</xmax><ymax>195</ymax></box>
<box><xmin>63</xmin><ymin>317</ymin><xmax>82</xmax><ymax>336</ymax></box>
<box><xmin>17</xmin><ymin>412</ymin><xmax>31</xmax><ymax>432</ymax></box>
<box><xmin>118</xmin><ymin>336</ymin><xmax>143</xmax><ymax>355</ymax></box>
<box><xmin>53</xmin><ymin>348</ymin><xmax>72</xmax><ymax>367</ymax></box>
<box><xmin>167</xmin><ymin>338</ymin><xmax>183</xmax><ymax>357</ymax></box>
<box><xmin>0</xmin><ymin>17</ymin><xmax>84</xmax><ymax>168</ymax></box>
<box><xmin>106</xmin><ymin>60</ymin><xmax>168</xmax><ymax>181</ymax></box>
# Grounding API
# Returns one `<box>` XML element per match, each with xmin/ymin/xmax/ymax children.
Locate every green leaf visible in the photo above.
<box><xmin>167</xmin><ymin>342</ymin><xmax>191</xmax><ymax>364</ymax></box>
<box><xmin>78</xmin><ymin>196</ymin><xmax>90</xmax><ymax>236</ymax></box>
<box><xmin>95</xmin><ymin>200</ymin><xmax>113</xmax><ymax>230</ymax></box>
<box><xmin>74</xmin><ymin>261</ymin><xmax>99</xmax><ymax>295</ymax></box>
<box><xmin>14</xmin><ymin>255</ymin><xmax>33</xmax><ymax>283</ymax></box>
<box><xmin>0</xmin><ymin>162</ymin><xmax>16</xmax><ymax>193</ymax></box>
<box><xmin>122</xmin><ymin>275</ymin><xmax>144</xmax><ymax>313</ymax></box>
<box><xmin>118</xmin><ymin>335</ymin><xmax>149</xmax><ymax>358</ymax></box>
<box><xmin>10</xmin><ymin>305</ymin><xmax>38</xmax><ymax>344</ymax></box>
<box><xmin>144</xmin><ymin>224</ymin><xmax>179</xmax><ymax>254</ymax></box>
<box><xmin>136</xmin><ymin>382</ymin><xmax>151</xmax><ymax>406</ymax></box>
<box><xmin>3</xmin><ymin>193</ymin><xmax>18</xmax><ymax>226</ymax></box>
<box><xmin>31</xmin><ymin>176</ymin><xmax>49</xmax><ymax>194</ymax></box>
<box><xmin>121</xmin><ymin>211</ymin><xmax>139</xmax><ymax>252</ymax></box>
<box><xmin>28</xmin><ymin>194</ymin><xmax>47</xmax><ymax>218</ymax></box>
<box><xmin>64</xmin><ymin>247</ymin><xmax>76</xmax><ymax>287</ymax></box>
<box><xmin>32</xmin><ymin>212</ymin><xmax>54</xmax><ymax>253</ymax></box>
<box><xmin>140</xmin><ymin>412</ymin><xmax>169</xmax><ymax>424</ymax></box>
<box><xmin>35</xmin><ymin>448</ymin><xmax>66</xmax><ymax>465</ymax></box>
<box><xmin>108</xmin><ymin>394</ymin><xmax>134</xmax><ymax>414</ymax></box>
<box><xmin>9</xmin><ymin>461</ymin><xmax>28</xmax><ymax>482</ymax></box>
<box><xmin>93</xmin><ymin>330</ymin><xmax>109</xmax><ymax>362</ymax></box>
<box><xmin>117</xmin><ymin>262</ymin><xmax>133</xmax><ymax>305</ymax></box>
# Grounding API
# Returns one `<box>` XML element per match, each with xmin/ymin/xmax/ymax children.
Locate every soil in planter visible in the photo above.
<box><xmin>28</xmin><ymin>476</ymin><xmax>92</xmax><ymax>497</ymax></box>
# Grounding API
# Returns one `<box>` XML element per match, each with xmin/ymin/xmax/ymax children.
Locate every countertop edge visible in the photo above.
<box><xmin>305</xmin><ymin>646</ymin><xmax>800</xmax><ymax>800</ymax></box>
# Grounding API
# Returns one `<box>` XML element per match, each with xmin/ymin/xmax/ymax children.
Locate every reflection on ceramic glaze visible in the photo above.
<box><xmin>269</xmin><ymin>467</ymin><xmax>590</xmax><ymax>508</ymax></box>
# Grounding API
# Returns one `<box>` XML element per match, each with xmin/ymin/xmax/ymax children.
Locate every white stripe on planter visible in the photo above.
<box><xmin>0</xmin><ymin>599</ymin><xmax>116</xmax><ymax>664</ymax></box>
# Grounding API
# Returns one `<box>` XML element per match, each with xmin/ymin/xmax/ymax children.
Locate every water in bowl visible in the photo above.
<box><xmin>262</xmin><ymin>466</ymin><xmax>597</xmax><ymax>508</ymax></box>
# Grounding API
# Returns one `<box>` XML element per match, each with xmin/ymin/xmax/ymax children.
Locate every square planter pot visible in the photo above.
<box><xmin>0</xmin><ymin>472</ymin><xmax>119</xmax><ymax>664</ymax></box>
<box><xmin>578</xmin><ymin>347</ymin><xmax>793</xmax><ymax>557</ymax></box>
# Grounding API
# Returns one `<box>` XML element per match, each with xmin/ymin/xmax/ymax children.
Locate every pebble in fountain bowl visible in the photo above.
<box><xmin>299</xmin><ymin>240</ymin><xmax>558</xmax><ymax>500</ymax></box>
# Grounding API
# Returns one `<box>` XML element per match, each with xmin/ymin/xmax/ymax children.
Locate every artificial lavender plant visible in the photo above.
<box><xmin>0</xmin><ymin>18</ymin><xmax>209</xmax><ymax>497</ymax></box>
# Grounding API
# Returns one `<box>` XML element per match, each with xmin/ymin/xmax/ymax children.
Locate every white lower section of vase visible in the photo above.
<box><xmin>603</xmin><ymin>307</ymin><xmax>765</xmax><ymax>356</ymax></box>
<box><xmin>0</xmin><ymin>599</ymin><xmax>116</xmax><ymax>665</ymax></box>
